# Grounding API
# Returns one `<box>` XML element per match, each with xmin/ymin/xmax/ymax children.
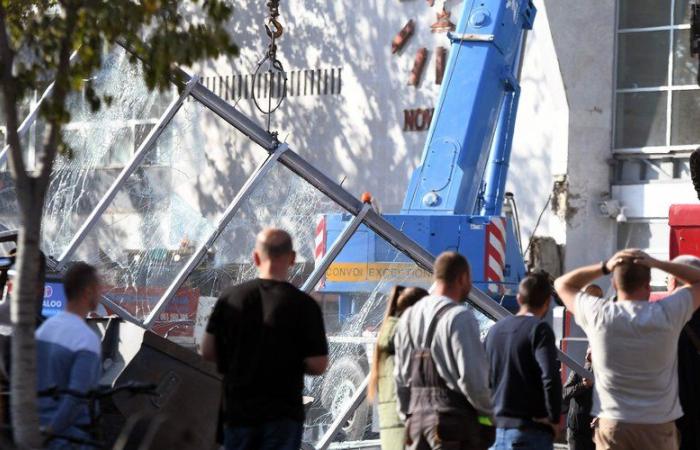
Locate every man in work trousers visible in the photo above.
<box><xmin>554</xmin><ymin>249</ymin><xmax>700</xmax><ymax>450</ymax></box>
<box><xmin>394</xmin><ymin>251</ymin><xmax>494</xmax><ymax>450</ymax></box>
<box><xmin>485</xmin><ymin>271</ymin><xmax>562</xmax><ymax>450</ymax></box>
<box><xmin>201</xmin><ymin>228</ymin><xmax>329</xmax><ymax>450</ymax></box>
<box><xmin>667</xmin><ymin>255</ymin><xmax>700</xmax><ymax>450</ymax></box>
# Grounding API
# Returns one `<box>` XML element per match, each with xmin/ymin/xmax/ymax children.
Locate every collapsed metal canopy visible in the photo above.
<box><xmin>0</xmin><ymin>45</ymin><xmax>588</xmax><ymax>448</ymax></box>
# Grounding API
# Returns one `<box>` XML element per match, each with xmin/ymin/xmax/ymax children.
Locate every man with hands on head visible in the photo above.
<box><xmin>554</xmin><ymin>249</ymin><xmax>700</xmax><ymax>450</ymax></box>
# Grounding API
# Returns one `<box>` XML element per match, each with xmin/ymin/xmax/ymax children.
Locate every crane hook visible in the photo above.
<box><xmin>265</xmin><ymin>17</ymin><xmax>284</xmax><ymax>40</ymax></box>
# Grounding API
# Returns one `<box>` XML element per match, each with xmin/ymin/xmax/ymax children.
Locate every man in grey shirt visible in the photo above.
<box><xmin>555</xmin><ymin>249</ymin><xmax>700</xmax><ymax>450</ymax></box>
<box><xmin>394</xmin><ymin>251</ymin><xmax>492</xmax><ymax>450</ymax></box>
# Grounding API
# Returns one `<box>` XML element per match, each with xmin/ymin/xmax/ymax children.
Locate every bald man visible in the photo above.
<box><xmin>202</xmin><ymin>228</ymin><xmax>328</xmax><ymax>450</ymax></box>
<box><xmin>668</xmin><ymin>255</ymin><xmax>700</xmax><ymax>450</ymax></box>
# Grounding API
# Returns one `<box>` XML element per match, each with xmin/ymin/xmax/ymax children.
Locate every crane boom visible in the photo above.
<box><xmin>402</xmin><ymin>0</ymin><xmax>534</xmax><ymax>216</ymax></box>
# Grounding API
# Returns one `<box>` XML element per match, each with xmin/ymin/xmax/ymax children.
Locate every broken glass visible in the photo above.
<box><xmin>172</xmin><ymin>161</ymin><xmax>347</xmax><ymax>348</ymax></box>
<box><xmin>0</xmin><ymin>97</ymin><xmax>37</xmax><ymax>253</ymax></box>
<box><xmin>67</xmin><ymin>98</ymin><xmax>267</xmax><ymax>341</ymax></box>
<box><xmin>301</xmin><ymin>229</ymin><xmax>430</xmax><ymax>446</ymax></box>
<box><xmin>301</xmin><ymin>227</ymin><xmax>495</xmax><ymax>446</ymax></box>
<box><xmin>41</xmin><ymin>47</ymin><xmax>175</xmax><ymax>259</ymax></box>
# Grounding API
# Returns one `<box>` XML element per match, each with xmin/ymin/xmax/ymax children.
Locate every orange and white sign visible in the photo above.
<box><xmin>325</xmin><ymin>262</ymin><xmax>432</xmax><ymax>283</ymax></box>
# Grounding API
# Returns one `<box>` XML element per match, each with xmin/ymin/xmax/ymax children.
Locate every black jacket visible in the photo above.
<box><xmin>677</xmin><ymin>313</ymin><xmax>700</xmax><ymax>450</ymax></box>
<box><xmin>563</xmin><ymin>363</ymin><xmax>593</xmax><ymax>434</ymax></box>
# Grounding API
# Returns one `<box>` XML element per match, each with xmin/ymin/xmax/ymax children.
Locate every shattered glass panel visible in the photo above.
<box><xmin>69</xmin><ymin>99</ymin><xmax>266</xmax><ymax>342</ymax></box>
<box><xmin>41</xmin><ymin>47</ymin><xmax>175</xmax><ymax>259</ymax></box>
<box><xmin>301</xmin><ymin>229</ymin><xmax>431</xmax><ymax>445</ymax></box>
<box><xmin>0</xmin><ymin>96</ymin><xmax>38</xmax><ymax>252</ymax></box>
<box><xmin>177</xmin><ymin>162</ymin><xmax>347</xmax><ymax>348</ymax></box>
<box><xmin>299</xmin><ymin>227</ymin><xmax>495</xmax><ymax>446</ymax></box>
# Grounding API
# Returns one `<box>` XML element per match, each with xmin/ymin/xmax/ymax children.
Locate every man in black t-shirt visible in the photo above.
<box><xmin>201</xmin><ymin>228</ymin><xmax>328</xmax><ymax>450</ymax></box>
<box><xmin>485</xmin><ymin>271</ymin><xmax>562</xmax><ymax>450</ymax></box>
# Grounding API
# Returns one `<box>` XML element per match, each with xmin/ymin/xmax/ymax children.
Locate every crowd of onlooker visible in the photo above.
<box><xmin>29</xmin><ymin>227</ymin><xmax>700</xmax><ymax>450</ymax></box>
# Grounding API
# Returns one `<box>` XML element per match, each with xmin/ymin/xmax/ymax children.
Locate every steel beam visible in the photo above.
<box><xmin>55</xmin><ymin>76</ymin><xmax>198</xmax><ymax>269</ymax></box>
<box><xmin>301</xmin><ymin>204</ymin><xmax>371</xmax><ymax>293</ymax></box>
<box><xmin>178</xmin><ymin>68</ymin><xmax>590</xmax><ymax>378</ymax></box>
<box><xmin>315</xmin><ymin>376</ymin><xmax>369</xmax><ymax>450</ymax></box>
<box><xmin>188</xmin><ymin>81</ymin><xmax>277</xmax><ymax>151</ymax></box>
<box><xmin>175</xmin><ymin>71</ymin><xmax>437</xmax><ymax>273</ymax></box>
<box><xmin>142</xmin><ymin>145</ymin><xmax>288</xmax><ymax>329</ymax></box>
<box><xmin>328</xmin><ymin>440</ymin><xmax>381</xmax><ymax>449</ymax></box>
<box><xmin>468</xmin><ymin>287</ymin><xmax>592</xmax><ymax>379</ymax></box>
<box><xmin>99</xmin><ymin>295</ymin><xmax>143</xmax><ymax>327</ymax></box>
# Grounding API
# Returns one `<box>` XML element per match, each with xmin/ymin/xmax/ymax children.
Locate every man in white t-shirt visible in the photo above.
<box><xmin>554</xmin><ymin>249</ymin><xmax>700</xmax><ymax>450</ymax></box>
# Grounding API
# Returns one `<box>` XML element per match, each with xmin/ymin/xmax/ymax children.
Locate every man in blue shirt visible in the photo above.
<box><xmin>36</xmin><ymin>262</ymin><xmax>102</xmax><ymax>449</ymax></box>
<box><xmin>485</xmin><ymin>271</ymin><xmax>562</xmax><ymax>450</ymax></box>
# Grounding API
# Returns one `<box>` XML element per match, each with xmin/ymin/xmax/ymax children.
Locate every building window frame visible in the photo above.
<box><xmin>613</xmin><ymin>0</ymin><xmax>700</xmax><ymax>155</ymax></box>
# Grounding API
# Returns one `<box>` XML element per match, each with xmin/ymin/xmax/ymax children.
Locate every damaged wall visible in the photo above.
<box><xmin>544</xmin><ymin>0</ymin><xmax>617</xmax><ymax>272</ymax></box>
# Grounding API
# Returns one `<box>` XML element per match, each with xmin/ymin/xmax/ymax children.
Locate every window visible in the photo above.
<box><xmin>614</xmin><ymin>0</ymin><xmax>700</xmax><ymax>152</ymax></box>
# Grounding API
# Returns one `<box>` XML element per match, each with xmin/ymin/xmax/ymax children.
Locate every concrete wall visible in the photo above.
<box><xmin>190</xmin><ymin>0</ymin><xmax>566</xmax><ymax>252</ymax></box>
<box><xmin>544</xmin><ymin>0</ymin><xmax>617</xmax><ymax>274</ymax></box>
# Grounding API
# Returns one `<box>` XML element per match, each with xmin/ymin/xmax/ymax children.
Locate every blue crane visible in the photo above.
<box><xmin>320</xmin><ymin>0</ymin><xmax>535</xmax><ymax>317</ymax></box>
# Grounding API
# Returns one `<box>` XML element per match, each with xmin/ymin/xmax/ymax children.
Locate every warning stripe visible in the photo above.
<box><xmin>314</xmin><ymin>215</ymin><xmax>327</xmax><ymax>289</ymax></box>
<box><xmin>485</xmin><ymin>217</ymin><xmax>507</xmax><ymax>294</ymax></box>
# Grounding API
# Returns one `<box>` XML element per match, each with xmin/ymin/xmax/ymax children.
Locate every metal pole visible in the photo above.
<box><xmin>141</xmin><ymin>145</ymin><xmax>288</xmax><ymax>329</ymax></box>
<box><xmin>0</xmin><ymin>52</ymin><xmax>79</xmax><ymax>165</ymax></box>
<box><xmin>99</xmin><ymin>295</ymin><xmax>143</xmax><ymax>327</ymax></box>
<box><xmin>188</xmin><ymin>80</ymin><xmax>278</xmax><ymax>151</ymax></box>
<box><xmin>468</xmin><ymin>286</ymin><xmax>592</xmax><ymax>379</ymax></box>
<box><xmin>55</xmin><ymin>76</ymin><xmax>199</xmax><ymax>269</ymax></box>
<box><xmin>301</xmin><ymin>204</ymin><xmax>371</xmax><ymax>293</ymax></box>
<box><xmin>181</xmin><ymin>69</ymin><xmax>591</xmax><ymax>378</ymax></box>
<box><xmin>315</xmin><ymin>376</ymin><xmax>369</xmax><ymax>450</ymax></box>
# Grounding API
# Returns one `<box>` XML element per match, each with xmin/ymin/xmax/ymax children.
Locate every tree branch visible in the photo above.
<box><xmin>0</xmin><ymin>3</ymin><xmax>30</xmax><ymax>204</ymax></box>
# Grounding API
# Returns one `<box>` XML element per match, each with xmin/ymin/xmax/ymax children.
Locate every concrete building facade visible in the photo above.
<box><xmin>0</xmin><ymin>0</ymin><xmax>697</xmax><ymax>444</ymax></box>
<box><xmin>2</xmin><ymin>1</ymin><xmax>695</xmax><ymax>281</ymax></box>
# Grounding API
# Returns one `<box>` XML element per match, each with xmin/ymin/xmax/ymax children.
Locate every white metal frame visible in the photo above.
<box><xmin>142</xmin><ymin>144</ymin><xmax>289</xmax><ymax>328</ymax></box>
<box><xmin>55</xmin><ymin>76</ymin><xmax>200</xmax><ymax>269</ymax></box>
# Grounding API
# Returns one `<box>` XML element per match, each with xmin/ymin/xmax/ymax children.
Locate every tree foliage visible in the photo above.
<box><xmin>0</xmin><ymin>1</ymin><xmax>238</xmax><ymax>447</ymax></box>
